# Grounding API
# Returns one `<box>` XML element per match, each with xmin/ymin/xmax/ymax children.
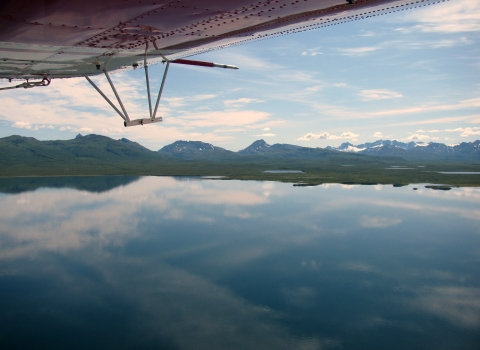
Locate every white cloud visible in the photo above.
<box><xmin>359</xmin><ymin>31</ymin><xmax>376</xmax><ymax>37</ymax></box>
<box><xmin>304</xmin><ymin>86</ymin><xmax>322</xmax><ymax>92</ymax></box>
<box><xmin>297</xmin><ymin>131</ymin><xmax>359</xmax><ymax>141</ymax></box>
<box><xmin>405</xmin><ymin>134</ymin><xmax>431</xmax><ymax>141</ymax></box>
<box><xmin>170</xmin><ymin>110</ymin><xmax>271</xmax><ymax>128</ymax></box>
<box><xmin>337</xmin><ymin>46</ymin><xmax>379</xmax><ymax>56</ymax></box>
<box><xmin>78</xmin><ymin>127</ymin><xmax>94</xmax><ymax>133</ymax></box>
<box><xmin>192</xmin><ymin>94</ymin><xmax>217</xmax><ymax>101</ymax></box>
<box><xmin>416</xmin><ymin>129</ymin><xmax>441</xmax><ymax>133</ymax></box>
<box><xmin>445</xmin><ymin>127</ymin><xmax>480</xmax><ymax>137</ymax></box>
<box><xmin>163</xmin><ymin>97</ymin><xmax>185</xmax><ymax>107</ymax></box>
<box><xmin>400</xmin><ymin>0</ymin><xmax>480</xmax><ymax>33</ymax></box>
<box><xmin>58</xmin><ymin>125</ymin><xmax>93</xmax><ymax>133</ymax></box>
<box><xmin>162</xmin><ymin>94</ymin><xmax>216</xmax><ymax>108</ymax></box>
<box><xmin>430</xmin><ymin>37</ymin><xmax>473</xmax><ymax>48</ymax></box>
<box><xmin>384</xmin><ymin>115</ymin><xmax>480</xmax><ymax>130</ymax></box>
<box><xmin>224</xmin><ymin>98</ymin><xmax>263</xmax><ymax>108</ymax></box>
<box><xmin>391</xmin><ymin>35</ymin><xmax>473</xmax><ymax>49</ymax></box>
<box><xmin>12</xmin><ymin>121</ymin><xmax>33</xmax><ymax>129</ymax></box>
<box><xmin>298</xmin><ymin>132</ymin><xmax>328</xmax><ymax>141</ymax></box>
<box><xmin>254</xmin><ymin>133</ymin><xmax>276</xmax><ymax>137</ymax></box>
<box><xmin>366</xmin><ymin>97</ymin><xmax>480</xmax><ymax>118</ymax></box>
<box><xmin>272</xmin><ymin>71</ymin><xmax>321</xmax><ymax>83</ymax></box>
<box><xmin>11</xmin><ymin>121</ymin><xmax>54</xmax><ymax>131</ymax></box>
<box><xmin>262</xmin><ymin>127</ymin><xmax>270</xmax><ymax>131</ymax></box>
<box><xmin>445</xmin><ymin>128</ymin><xmax>466</xmax><ymax>132</ymax></box>
<box><xmin>301</xmin><ymin>47</ymin><xmax>323</xmax><ymax>56</ymax></box>
<box><xmin>373</xmin><ymin>132</ymin><xmax>383</xmax><ymax>138</ymax></box>
<box><xmin>214</xmin><ymin>50</ymin><xmax>283</xmax><ymax>70</ymax></box>
<box><xmin>359</xmin><ymin>89</ymin><xmax>403</xmax><ymax>101</ymax></box>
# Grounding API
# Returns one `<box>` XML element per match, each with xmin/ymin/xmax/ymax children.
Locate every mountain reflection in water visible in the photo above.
<box><xmin>0</xmin><ymin>175</ymin><xmax>140</xmax><ymax>194</ymax></box>
<box><xmin>0</xmin><ymin>177</ymin><xmax>479</xmax><ymax>349</ymax></box>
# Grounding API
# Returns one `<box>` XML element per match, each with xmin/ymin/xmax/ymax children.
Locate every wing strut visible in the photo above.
<box><xmin>85</xmin><ymin>59</ymin><xmax>169</xmax><ymax>127</ymax></box>
<box><xmin>85</xmin><ymin>52</ymin><xmax>238</xmax><ymax>127</ymax></box>
<box><xmin>144</xmin><ymin>45</ymin><xmax>153</xmax><ymax>120</ymax></box>
<box><xmin>85</xmin><ymin>74</ymin><xmax>129</xmax><ymax>123</ymax></box>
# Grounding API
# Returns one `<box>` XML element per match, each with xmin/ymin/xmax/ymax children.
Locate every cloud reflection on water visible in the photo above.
<box><xmin>0</xmin><ymin>178</ymin><xmax>479</xmax><ymax>348</ymax></box>
<box><xmin>0</xmin><ymin>177</ymin><xmax>274</xmax><ymax>259</ymax></box>
<box><xmin>411</xmin><ymin>286</ymin><xmax>480</xmax><ymax>329</ymax></box>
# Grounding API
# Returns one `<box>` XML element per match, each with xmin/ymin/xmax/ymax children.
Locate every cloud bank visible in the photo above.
<box><xmin>298</xmin><ymin>131</ymin><xmax>359</xmax><ymax>141</ymax></box>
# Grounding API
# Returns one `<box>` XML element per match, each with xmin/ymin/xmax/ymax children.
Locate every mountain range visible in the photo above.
<box><xmin>159</xmin><ymin>138</ymin><xmax>480</xmax><ymax>161</ymax></box>
<box><xmin>326</xmin><ymin>139</ymin><xmax>480</xmax><ymax>161</ymax></box>
<box><xmin>1</xmin><ymin>134</ymin><xmax>479</xmax><ymax>170</ymax></box>
<box><xmin>158</xmin><ymin>139</ymin><xmax>340</xmax><ymax>160</ymax></box>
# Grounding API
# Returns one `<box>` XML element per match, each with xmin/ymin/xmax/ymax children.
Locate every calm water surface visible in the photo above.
<box><xmin>0</xmin><ymin>176</ymin><xmax>479</xmax><ymax>349</ymax></box>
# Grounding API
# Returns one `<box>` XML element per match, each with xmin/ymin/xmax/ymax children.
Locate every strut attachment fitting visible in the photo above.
<box><xmin>0</xmin><ymin>77</ymin><xmax>51</xmax><ymax>91</ymax></box>
<box><xmin>85</xmin><ymin>50</ymin><xmax>238</xmax><ymax>127</ymax></box>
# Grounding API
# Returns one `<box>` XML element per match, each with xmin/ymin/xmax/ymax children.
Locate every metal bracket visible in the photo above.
<box><xmin>85</xmin><ymin>50</ymin><xmax>170</xmax><ymax>127</ymax></box>
<box><xmin>85</xmin><ymin>50</ymin><xmax>238</xmax><ymax>127</ymax></box>
<box><xmin>0</xmin><ymin>77</ymin><xmax>51</xmax><ymax>91</ymax></box>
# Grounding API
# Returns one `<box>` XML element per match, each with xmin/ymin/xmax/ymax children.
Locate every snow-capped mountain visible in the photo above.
<box><xmin>327</xmin><ymin>140</ymin><xmax>480</xmax><ymax>161</ymax></box>
<box><xmin>327</xmin><ymin>140</ymin><xmax>424</xmax><ymax>153</ymax></box>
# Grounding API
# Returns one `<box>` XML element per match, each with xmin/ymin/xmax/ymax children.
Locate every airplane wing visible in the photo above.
<box><xmin>0</xmin><ymin>0</ymin><xmax>442</xmax><ymax>80</ymax></box>
<box><xmin>0</xmin><ymin>0</ymin><xmax>444</xmax><ymax>126</ymax></box>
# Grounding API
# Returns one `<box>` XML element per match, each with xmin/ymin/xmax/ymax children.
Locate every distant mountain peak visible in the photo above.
<box><xmin>158</xmin><ymin>140</ymin><xmax>233</xmax><ymax>160</ymax></box>
<box><xmin>75</xmin><ymin>133</ymin><xmax>83</xmax><ymax>139</ymax></box>
<box><xmin>119</xmin><ymin>137</ymin><xmax>138</xmax><ymax>144</ymax></box>
<box><xmin>238</xmin><ymin>139</ymin><xmax>271</xmax><ymax>155</ymax></box>
<box><xmin>162</xmin><ymin>140</ymin><xmax>215</xmax><ymax>150</ymax></box>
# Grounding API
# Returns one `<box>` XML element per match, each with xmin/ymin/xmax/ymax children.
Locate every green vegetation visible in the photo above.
<box><xmin>1</xmin><ymin>134</ymin><xmax>479</xmax><ymax>187</ymax></box>
<box><xmin>3</xmin><ymin>155</ymin><xmax>480</xmax><ymax>187</ymax></box>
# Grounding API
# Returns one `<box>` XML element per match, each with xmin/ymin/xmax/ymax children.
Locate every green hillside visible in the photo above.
<box><xmin>1</xmin><ymin>134</ymin><xmax>479</xmax><ymax>186</ymax></box>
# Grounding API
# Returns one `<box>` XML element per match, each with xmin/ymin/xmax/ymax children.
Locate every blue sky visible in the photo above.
<box><xmin>0</xmin><ymin>0</ymin><xmax>479</xmax><ymax>151</ymax></box>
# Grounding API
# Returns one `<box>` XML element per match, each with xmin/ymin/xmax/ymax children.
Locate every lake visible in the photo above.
<box><xmin>0</xmin><ymin>176</ymin><xmax>479</xmax><ymax>349</ymax></box>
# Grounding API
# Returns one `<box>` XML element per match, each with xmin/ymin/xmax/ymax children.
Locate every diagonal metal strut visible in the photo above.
<box><xmin>104</xmin><ymin>70</ymin><xmax>130</xmax><ymax>122</ymax></box>
<box><xmin>144</xmin><ymin>46</ymin><xmax>153</xmax><ymax>119</ymax></box>
<box><xmin>84</xmin><ymin>65</ymin><xmax>168</xmax><ymax>127</ymax></box>
<box><xmin>85</xmin><ymin>75</ymin><xmax>127</xmax><ymax>122</ymax></box>
<box><xmin>153</xmin><ymin>61</ymin><xmax>170</xmax><ymax>120</ymax></box>
<box><xmin>84</xmin><ymin>51</ymin><xmax>237</xmax><ymax>127</ymax></box>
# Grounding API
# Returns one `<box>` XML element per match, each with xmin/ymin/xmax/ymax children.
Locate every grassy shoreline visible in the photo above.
<box><xmin>1</xmin><ymin>159</ymin><xmax>479</xmax><ymax>187</ymax></box>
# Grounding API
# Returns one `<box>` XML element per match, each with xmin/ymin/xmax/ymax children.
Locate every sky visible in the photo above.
<box><xmin>0</xmin><ymin>0</ymin><xmax>479</xmax><ymax>151</ymax></box>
